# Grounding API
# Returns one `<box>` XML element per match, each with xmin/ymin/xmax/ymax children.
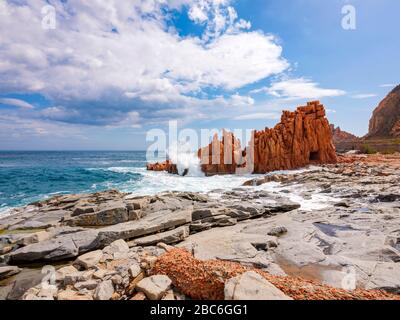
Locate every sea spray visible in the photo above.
<box><xmin>168</xmin><ymin>141</ymin><xmax>204</xmax><ymax>177</ymax></box>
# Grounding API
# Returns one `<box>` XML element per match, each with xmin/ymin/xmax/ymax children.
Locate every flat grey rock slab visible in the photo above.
<box><xmin>225</xmin><ymin>271</ymin><xmax>292</xmax><ymax>300</ymax></box>
<box><xmin>131</xmin><ymin>226</ymin><xmax>190</xmax><ymax>247</ymax></box>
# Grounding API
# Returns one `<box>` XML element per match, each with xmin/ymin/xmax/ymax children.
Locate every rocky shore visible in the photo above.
<box><xmin>1</xmin><ymin>153</ymin><xmax>400</xmax><ymax>300</ymax></box>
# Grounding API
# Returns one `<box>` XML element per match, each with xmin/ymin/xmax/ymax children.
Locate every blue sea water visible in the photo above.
<box><xmin>0</xmin><ymin>151</ymin><xmax>147</xmax><ymax>212</ymax></box>
<box><xmin>0</xmin><ymin>151</ymin><xmax>252</xmax><ymax>214</ymax></box>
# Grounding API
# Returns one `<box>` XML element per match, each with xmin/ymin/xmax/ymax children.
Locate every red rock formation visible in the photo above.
<box><xmin>146</xmin><ymin>160</ymin><xmax>177</xmax><ymax>174</ymax></box>
<box><xmin>147</xmin><ymin>101</ymin><xmax>337</xmax><ymax>175</ymax></box>
<box><xmin>368</xmin><ymin>85</ymin><xmax>400</xmax><ymax>138</ymax></box>
<box><xmin>197</xmin><ymin>130</ymin><xmax>245</xmax><ymax>175</ymax></box>
<box><xmin>251</xmin><ymin>101</ymin><xmax>337</xmax><ymax>173</ymax></box>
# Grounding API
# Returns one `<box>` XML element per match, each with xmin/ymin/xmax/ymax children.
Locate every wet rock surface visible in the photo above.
<box><xmin>1</xmin><ymin>154</ymin><xmax>400</xmax><ymax>299</ymax></box>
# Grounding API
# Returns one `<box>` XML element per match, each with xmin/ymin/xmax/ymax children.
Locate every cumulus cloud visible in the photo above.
<box><xmin>0</xmin><ymin>0</ymin><xmax>289</xmax><ymax>127</ymax></box>
<box><xmin>187</xmin><ymin>0</ymin><xmax>251</xmax><ymax>39</ymax></box>
<box><xmin>251</xmin><ymin>78</ymin><xmax>346</xmax><ymax>100</ymax></box>
<box><xmin>0</xmin><ymin>98</ymin><xmax>35</xmax><ymax>109</ymax></box>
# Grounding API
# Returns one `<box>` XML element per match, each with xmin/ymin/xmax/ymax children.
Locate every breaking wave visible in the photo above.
<box><xmin>167</xmin><ymin>141</ymin><xmax>204</xmax><ymax>177</ymax></box>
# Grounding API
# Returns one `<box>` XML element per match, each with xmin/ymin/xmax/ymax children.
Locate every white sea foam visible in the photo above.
<box><xmin>167</xmin><ymin>141</ymin><xmax>204</xmax><ymax>177</ymax></box>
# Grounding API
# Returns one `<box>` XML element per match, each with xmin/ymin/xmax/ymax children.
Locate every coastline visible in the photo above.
<box><xmin>1</xmin><ymin>153</ymin><xmax>400</xmax><ymax>300</ymax></box>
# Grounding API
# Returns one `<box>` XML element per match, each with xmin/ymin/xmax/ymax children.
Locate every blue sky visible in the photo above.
<box><xmin>0</xmin><ymin>0</ymin><xmax>399</xmax><ymax>150</ymax></box>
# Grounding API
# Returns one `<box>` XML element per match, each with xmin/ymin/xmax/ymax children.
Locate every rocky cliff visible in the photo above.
<box><xmin>250</xmin><ymin>101</ymin><xmax>337</xmax><ymax>173</ymax></box>
<box><xmin>330</xmin><ymin>125</ymin><xmax>358</xmax><ymax>143</ymax></box>
<box><xmin>368</xmin><ymin>85</ymin><xmax>400</xmax><ymax>138</ymax></box>
<box><xmin>330</xmin><ymin>125</ymin><xmax>360</xmax><ymax>152</ymax></box>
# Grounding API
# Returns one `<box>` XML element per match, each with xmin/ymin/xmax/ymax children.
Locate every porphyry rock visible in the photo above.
<box><xmin>147</xmin><ymin>102</ymin><xmax>337</xmax><ymax>175</ymax></box>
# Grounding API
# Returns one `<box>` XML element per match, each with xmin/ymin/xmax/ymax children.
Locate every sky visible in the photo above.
<box><xmin>0</xmin><ymin>0</ymin><xmax>399</xmax><ymax>150</ymax></box>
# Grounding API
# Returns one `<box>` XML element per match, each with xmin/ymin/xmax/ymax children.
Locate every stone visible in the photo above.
<box><xmin>8</xmin><ymin>230</ymin><xmax>99</xmax><ymax>263</ymax></box>
<box><xmin>136</xmin><ymin>275</ymin><xmax>172</xmax><ymax>300</ymax></box>
<box><xmin>72</xmin><ymin>205</ymin><xmax>96</xmax><ymax>217</ymax></box>
<box><xmin>111</xmin><ymin>274</ymin><xmax>123</xmax><ymax>286</ymax></box>
<box><xmin>57</xmin><ymin>290</ymin><xmax>93</xmax><ymax>300</ymax></box>
<box><xmin>6</xmin><ymin>270</ymin><xmax>45</xmax><ymax>300</ymax></box>
<box><xmin>0</xmin><ymin>266</ymin><xmax>21</xmax><ymax>280</ymax></box>
<box><xmin>66</xmin><ymin>201</ymin><xmax>128</xmax><ymax>227</ymax></box>
<box><xmin>74</xmin><ymin>280</ymin><xmax>98</xmax><ymax>291</ymax></box>
<box><xmin>124</xmin><ymin>196</ymin><xmax>151</xmax><ymax>210</ymax></box>
<box><xmin>128</xmin><ymin>263</ymin><xmax>142</xmax><ymax>278</ymax></box>
<box><xmin>93</xmin><ymin>269</ymin><xmax>113</xmax><ymax>280</ymax></box>
<box><xmin>157</xmin><ymin>242</ymin><xmax>174</xmax><ymax>252</ymax></box>
<box><xmin>56</xmin><ymin>265</ymin><xmax>78</xmax><ymax>281</ymax></box>
<box><xmin>103</xmin><ymin>239</ymin><xmax>130</xmax><ymax>255</ymax></box>
<box><xmin>224</xmin><ymin>271</ymin><xmax>292</xmax><ymax>300</ymax></box>
<box><xmin>64</xmin><ymin>271</ymin><xmax>94</xmax><ymax>285</ymax></box>
<box><xmin>131</xmin><ymin>226</ymin><xmax>190</xmax><ymax>247</ymax></box>
<box><xmin>9</xmin><ymin>237</ymin><xmax>78</xmax><ymax>263</ymax></box>
<box><xmin>0</xmin><ymin>245</ymin><xmax>13</xmax><ymax>255</ymax></box>
<box><xmin>75</xmin><ymin>250</ymin><xmax>103</xmax><ymax>269</ymax></box>
<box><xmin>94</xmin><ymin>280</ymin><xmax>114</xmax><ymax>300</ymax></box>
<box><xmin>267</xmin><ymin>226</ymin><xmax>288</xmax><ymax>237</ymax></box>
<box><xmin>97</xmin><ymin>209</ymin><xmax>192</xmax><ymax>245</ymax></box>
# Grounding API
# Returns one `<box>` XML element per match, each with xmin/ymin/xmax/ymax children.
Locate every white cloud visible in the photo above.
<box><xmin>0</xmin><ymin>1</ymin><xmax>287</xmax><ymax>96</ymax></box>
<box><xmin>229</xmin><ymin>94</ymin><xmax>255</xmax><ymax>106</ymax></box>
<box><xmin>351</xmin><ymin>93</ymin><xmax>377</xmax><ymax>99</ymax></box>
<box><xmin>0</xmin><ymin>0</ymin><xmax>289</xmax><ymax>127</ymax></box>
<box><xmin>251</xmin><ymin>78</ymin><xmax>346</xmax><ymax>100</ymax></box>
<box><xmin>232</xmin><ymin>112</ymin><xmax>279</xmax><ymax>121</ymax></box>
<box><xmin>0</xmin><ymin>98</ymin><xmax>35</xmax><ymax>109</ymax></box>
<box><xmin>187</xmin><ymin>0</ymin><xmax>250</xmax><ymax>39</ymax></box>
<box><xmin>379</xmin><ymin>84</ymin><xmax>396</xmax><ymax>88</ymax></box>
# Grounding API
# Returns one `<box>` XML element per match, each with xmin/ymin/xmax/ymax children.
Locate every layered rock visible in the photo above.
<box><xmin>147</xmin><ymin>101</ymin><xmax>338</xmax><ymax>175</ymax></box>
<box><xmin>368</xmin><ymin>85</ymin><xmax>400</xmax><ymax>138</ymax></box>
<box><xmin>250</xmin><ymin>101</ymin><xmax>337</xmax><ymax>173</ymax></box>
<box><xmin>198</xmin><ymin>130</ymin><xmax>245</xmax><ymax>175</ymax></box>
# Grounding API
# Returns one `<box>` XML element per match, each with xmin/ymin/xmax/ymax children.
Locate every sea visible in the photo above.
<box><xmin>0</xmin><ymin>151</ymin><xmax>337</xmax><ymax>216</ymax></box>
<box><xmin>0</xmin><ymin>151</ymin><xmax>253</xmax><ymax>215</ymax></box>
